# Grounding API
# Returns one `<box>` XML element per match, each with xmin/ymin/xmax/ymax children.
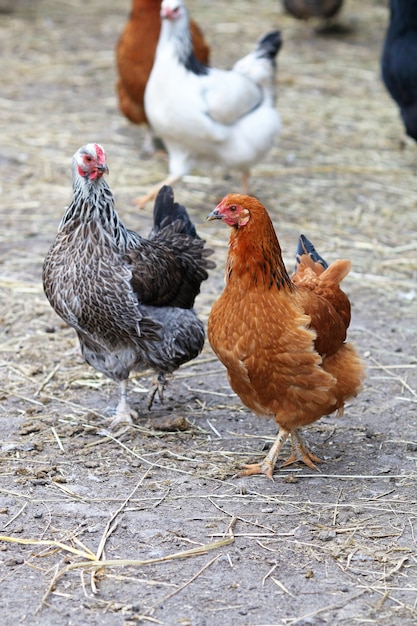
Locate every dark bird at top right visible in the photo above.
<box><xmin>282</xmin><ymin>0</ymin><xmax>344</xmax><ymax>21</ymax></box>
<box><xmin>381</xmin><ymin>0</ymin><xmax>417</xmax><ymax>142</ymax></box>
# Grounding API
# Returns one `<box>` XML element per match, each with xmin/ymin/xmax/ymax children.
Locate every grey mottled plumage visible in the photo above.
<box><xmin>42</xmin><ymin>143</ymin><xmax>214</xmax><ymax>426</ymax></box>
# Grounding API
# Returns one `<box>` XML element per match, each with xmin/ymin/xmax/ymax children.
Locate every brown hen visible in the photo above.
<box><xmin>116</xmin><ymin>0</ymin><xmax>210</xmax><ymax>151</ymax></box>
<box><xmin>207</xmin><ymin>194</ymin><xmax>365</xmax><ymax>480</ymax></box>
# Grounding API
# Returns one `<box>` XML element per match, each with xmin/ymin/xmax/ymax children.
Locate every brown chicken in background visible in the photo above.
<box><xmin>207</xmin><ymin>194</ymin><xmax>364</xmax><ymax>479</ymax></box>
<box><xmin>116</xmin><ymin>0</ymin><xmax>210</xmax><ymax>152</ymax></box>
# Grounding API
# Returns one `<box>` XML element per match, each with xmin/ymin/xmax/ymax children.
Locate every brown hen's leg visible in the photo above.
<box><xmin>239</xmin><ymin>426</ymin><xmax>290</xmax><ymax>480</ymax></box>
<box><xmin>282</xmin><ymin>429</ymin><xmax>322</xmax><ymax>471</ymax></box>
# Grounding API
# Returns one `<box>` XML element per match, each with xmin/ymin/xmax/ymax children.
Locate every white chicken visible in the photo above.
<box><xmin>139</xmin><ymin>0</ymin><xmax>282</xmax><ymax>207</ymax></box>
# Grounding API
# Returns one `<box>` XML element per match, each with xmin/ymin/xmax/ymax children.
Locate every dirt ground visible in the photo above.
<box><xmin>1</xmin><ymin>0</ymin><xmax>417</xmax><ymax>624</ymax></box>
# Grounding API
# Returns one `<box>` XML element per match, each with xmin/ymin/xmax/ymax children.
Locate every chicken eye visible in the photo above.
<box><xmin>229</xmin><ymin>205</ymin><xmax>237</xmax><ymax>212</ymax></box>
<box><xmin>85</xmin><ymin>155</ymin><xmax>93</xmax><ymax>163</ymax></box>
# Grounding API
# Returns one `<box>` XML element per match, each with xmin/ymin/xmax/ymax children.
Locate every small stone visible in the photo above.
<box><xmin>84</xmin><ymin>460</ymin><xmax>100</xmax><ymax>468</ymax></box>
<box><xmin>87</xmin><ymin>524</ymin><xmax>100</xmax><ymax>533</ymax></box>
<box><xmin>318</xmin><ymin>530</ymin><xmax>336</xmax><ymax>541</ymax></box>
<box><xmin>52</xmin><ymin>475</ymin><xmax>67</xmax><ymax>483</ymax></box>
<box><xmin>18</xmin><ymin>423</ymin><xmax>41</xmax><ymax>436</ymax></box>
<box><xmin>4</xmin><ymin>555</ymin><xmax>24</xmax><ymax>566</ymax></box>
<box><xmin>284</xmin><ymin>475</ymin><xmax>299</xmax><ymax>484</ymax></box>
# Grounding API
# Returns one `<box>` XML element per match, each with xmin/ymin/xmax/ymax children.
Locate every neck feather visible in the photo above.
<box><xmin>59</xmin><ymin>176</ymin><xmax>129</xmax><ymax>247</ymax></box>
<box><xmin>226</xmin><ymin>212</ymin><xmax>294</xmax><ymax>292</ymax></box>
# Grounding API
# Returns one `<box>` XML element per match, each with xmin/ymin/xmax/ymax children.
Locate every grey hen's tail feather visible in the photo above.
<box><xmin>143</xmin><ymin>185</ymin><xmax>215</xmax><ymax>310</ymax></box>
<box><xmin>294</xmin><ymin>233</ymin><xmax>328</xmax><ymax>273</ymax></box>
<box><xmin>256</xmin><ymin>31</ymin><xmax>282</xmax><ymax>61</ymax></box>
<box><xmin>152</xmin><ymin>185</ymin><xmax>198</xmax><ymax>238</ymax></box>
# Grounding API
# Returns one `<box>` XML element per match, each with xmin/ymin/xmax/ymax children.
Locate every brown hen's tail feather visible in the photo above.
<box><xmin>322</xmin><ymin>342</ymin><xmax>365</xmax><ymax>413</ymax></box>
<box><xmin>320</xmin><ymin>259</ymin><xmax>352</xmax><ymax>285</ymax></box>
<box><xmin>293</xmin><ymin>235</ymin><xmax>351</xmax><ymax>287</ymax></box>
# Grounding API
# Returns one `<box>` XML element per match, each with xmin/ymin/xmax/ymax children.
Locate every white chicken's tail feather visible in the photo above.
<box><xmin>256</xmin><ymin>31</ymin><xmax>282</xmax><ymax>62</ymax></box>
<box><xmin>232</xmin><ymin>30</ymin><xmax>282</xmax><ymax>95</ymax></box>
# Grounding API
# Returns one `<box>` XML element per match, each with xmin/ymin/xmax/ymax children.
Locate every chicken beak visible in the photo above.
<box><xmin>161</xmin><ymin>7</ymin><xmax>175</xmax><ymax>19</ymax></box>
<box><xmin>98</xmin><ymin>164</ymin><xmax>109</xmax><ymax>175</ymax></box>
<box><xmin>206</xmin><ymin>208</ymin><xmax>222</xmax><ymax>221</ymax></box>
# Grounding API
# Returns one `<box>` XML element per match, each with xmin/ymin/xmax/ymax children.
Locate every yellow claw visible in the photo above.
<box><xmin>239</xmin><ymin>461</ymin><xmax>275</xmax><ymax>480</ymax></box>
<box><xmin>282</xmin><ymin>429</ymin><xmax>322</xmax><ymax>471</ymax></box>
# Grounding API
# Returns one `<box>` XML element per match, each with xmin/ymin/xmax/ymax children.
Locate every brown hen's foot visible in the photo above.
<box><xmin>239</xmin><ymin>460</ymin><xmax>275</xmax><ymax>480</ymax></box>
<box><xmin>282</xmin><ymin>429</ymin><xmax>322</xmax><ymax>471</ymax></box>
<box><xmin>238</xmin><ymin>426</ymin><xmax>291</xmax><ymax>480</ymax></box>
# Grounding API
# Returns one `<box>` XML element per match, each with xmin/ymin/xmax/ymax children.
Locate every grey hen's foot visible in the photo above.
<box><xmin>147</xmin><ymin>373</ymin><xmax>167</xmax><ymax>410</ymax></box>
<box><xmin>109</xmin><ymin>395</ymin><xmax>138</xmax><ymax>429</ymax></box>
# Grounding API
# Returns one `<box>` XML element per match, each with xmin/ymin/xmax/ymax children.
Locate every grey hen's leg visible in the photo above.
<box><xmin>110</xmin><ymin>379</ymin><xmax>137</xmax><ymax>428</ymax></box>
<box><xmin>147</xmin><ymin>372</ymin><xmax>167</xmax><ymax>410</ymax></box>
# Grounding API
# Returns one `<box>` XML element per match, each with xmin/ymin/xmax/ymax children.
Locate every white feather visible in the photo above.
<box><xmin>144</xmin><ymin>0</ymin><xmax>281</xmax><ymax>187</ymax></box>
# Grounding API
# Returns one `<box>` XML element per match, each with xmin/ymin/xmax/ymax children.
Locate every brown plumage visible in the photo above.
<box><xmin>207</xmin><ymin>194</ymin><xmax>364</xmax><ymax>479</ymax></box>
<box><xmin>116</xmin><ymin>0</ymin><xmax>210</xmax><ymax>151</ymax></box>
<box><xmin>283</xmin><ymin>0</ymin><xmax>343</xmax><ymax>21</ymax></box>
<box><xmin>42</xmin><ymin>143</ymin><xmax>214</xmax><ymax>427</ymax></box>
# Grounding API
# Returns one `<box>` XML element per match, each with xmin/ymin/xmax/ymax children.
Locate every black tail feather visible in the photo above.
<box><xmin>152</xmin><ymin>185</ymin><xmax>198</xmax><ymax>238</ymax></box>
<box><xmin>257</xmin><ymin>31</ymin><xmax>282</xmax><ymax>61</ymax></box>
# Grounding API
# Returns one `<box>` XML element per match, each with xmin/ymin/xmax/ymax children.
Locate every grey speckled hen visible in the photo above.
<box><xmin>42</xmin><ymin>143</ymin><xmax>214</xmax><ymax>426</ymax></box>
